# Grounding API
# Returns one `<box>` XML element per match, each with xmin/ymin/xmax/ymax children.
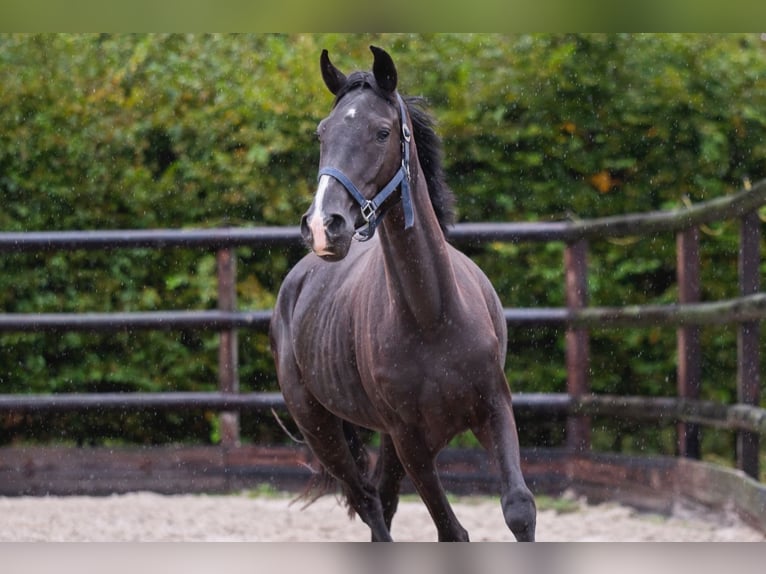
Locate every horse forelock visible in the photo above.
<box><xmin>329</xmin><ymin>72</ymin><xmax>456</xmax><ymax>234</ymax></box>
<box><xmin>332</xmin><ymin>71</ymin><xmax>394</xmax><ymax>108</ymax></box>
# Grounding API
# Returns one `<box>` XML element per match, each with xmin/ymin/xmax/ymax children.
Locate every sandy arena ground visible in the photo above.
<box><xmin>0</xmin><ymin>490</ymin><xmax>763</xmax><ymax>542</ymax></box>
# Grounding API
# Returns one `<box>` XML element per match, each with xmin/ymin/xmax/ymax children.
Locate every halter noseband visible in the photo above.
<box><xmin>317</xmin><ymin>93</ymin><xmax>414</xmax><ymax>242</ymax></box>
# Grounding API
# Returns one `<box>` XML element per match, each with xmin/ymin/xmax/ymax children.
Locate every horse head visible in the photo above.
<box><xmin>301</xmin><ymin>46</ymin><xmax>413</xmax><ymax>261</ymax></box>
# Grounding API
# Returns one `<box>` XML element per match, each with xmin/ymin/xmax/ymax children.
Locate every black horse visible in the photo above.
<box><xmin>270</xmin><ymin>46</ymin><xmax>536</xmax><ymax>541</ymax></box>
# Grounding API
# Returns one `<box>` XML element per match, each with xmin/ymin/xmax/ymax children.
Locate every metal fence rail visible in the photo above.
<box><xmin>2</xmin><ymin>294</ymin><xmax>765</xmax><ymax>333</ymax></box>
<box><xmin>1</xmin><ymin>179</ymin><xmax>764</xmax><ymax>478</ymax></box>
<box><xmin>2</xmin><ymin>178</ymin><xmax>764</xmax><ymax>251</ymax></box>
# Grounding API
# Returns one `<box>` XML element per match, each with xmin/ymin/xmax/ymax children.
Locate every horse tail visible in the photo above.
<box><xmin>298</xmin><ymin>421</ymin><xmax>371</xmax><ymax>518</ymax></box>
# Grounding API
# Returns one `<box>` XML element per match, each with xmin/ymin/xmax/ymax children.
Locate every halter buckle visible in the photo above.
<box><xmin>360</xmin><ymin>200</ymin><xmax>376</xmax><ymax>223</ymax></box>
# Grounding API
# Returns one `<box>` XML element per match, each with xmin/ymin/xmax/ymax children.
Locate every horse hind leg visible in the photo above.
<box><xmin>474</xmin><ymin>400</ymin><xmax>537</xmax><ymax>541</ymax></box>
<box><xmin>296</xmin><ymin>408</ymin><xmax>392</xmax><ymax>542</ymax></box>
<box><xmin>373</xmin><ymin>433</ymin><xmax>406</xmax><ymax>534</ymax></box>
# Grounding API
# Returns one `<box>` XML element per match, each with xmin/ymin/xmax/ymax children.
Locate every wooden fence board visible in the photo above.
<box><xmin>2</xmin><ymin>445</ymin><xmax>765</xmax><ymax>534</ymax></box>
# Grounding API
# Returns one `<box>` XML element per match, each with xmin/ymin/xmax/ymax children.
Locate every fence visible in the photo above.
<box><xmin>1</xmin><ymin>181</ymin><xmax>765</xmax><ymax>517</ymax></box>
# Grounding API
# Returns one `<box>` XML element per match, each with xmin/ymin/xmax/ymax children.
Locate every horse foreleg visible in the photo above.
<box><xmin>296</xmin><ymin>412</ymin><xmax>393</xmax><ymax>542</ymax></box>
<box><xmin>474</xmin><ymin>399</ymin><xmax>537</xmax><ymax>542</ymax></box>
<box><xmin>391</xmin><ymin>433</ymin><xmax>469</xmax><ymax>542</ymax></box>
<box><xmin>279</xmin><ymin>370</ymin><xmax>392</xmax><ymax>542</ymax></box>
<box><xmin>373</xmin><ymin>433</ymin><xmax>406</xmax><ymax>535</ymax></box>
<box><xmin>274</xmin><ymin>338</ymin><xmax>392</xmax><ymax>542</ymax></box>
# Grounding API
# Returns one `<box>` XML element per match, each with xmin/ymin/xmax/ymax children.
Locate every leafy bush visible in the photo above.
<box><xmin>1</xmin><ymin>34</ymin><xmax>765</xmax><ymax>450</ymax></box>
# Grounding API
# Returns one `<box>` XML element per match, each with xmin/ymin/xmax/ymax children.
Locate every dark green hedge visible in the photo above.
<box><xmin>1</xmin><ymin>34</ymin><xmax>765</xmax><ymax>450</ymax></box>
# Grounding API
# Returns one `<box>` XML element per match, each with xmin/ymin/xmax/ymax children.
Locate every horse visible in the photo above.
<box><xmin>269</xmin><ymin>45</ymin><xmax>536</xmax><ymax>542</ymax></box>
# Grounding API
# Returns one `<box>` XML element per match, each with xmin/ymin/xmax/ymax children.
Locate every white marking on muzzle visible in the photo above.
<box><xmin>309</xmin><ymin>175</ymin><xmax>331</xmax><ymax>255</ymax></box>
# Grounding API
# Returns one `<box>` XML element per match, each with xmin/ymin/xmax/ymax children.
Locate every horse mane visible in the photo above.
<box><xmin>333</xmin><ymin>72</ymin><xmax>457</xmax><ymax>233</ymax></box>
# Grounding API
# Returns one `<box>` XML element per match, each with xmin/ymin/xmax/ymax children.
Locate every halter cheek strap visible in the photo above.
<box><xmin>316</xmin><ymin>93</ymin><xmax>414</xmax><ymax>242</ymax></box>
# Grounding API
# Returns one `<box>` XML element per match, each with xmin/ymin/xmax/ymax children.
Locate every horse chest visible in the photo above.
<box><xmin>357</xmin><ymin>319</ymin><xmax>500</xmax><ymax>415</ymax></box>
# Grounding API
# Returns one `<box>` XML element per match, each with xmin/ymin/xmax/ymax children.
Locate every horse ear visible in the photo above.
<box><xmin>370</xmin><ymin>45</ymin><xmax>397</xmax><ymax>93</ymax></box>
<box><xmin>320</xmin><ymin>49</ymin><xmax>346</xmax><ymax>95</ymax></box>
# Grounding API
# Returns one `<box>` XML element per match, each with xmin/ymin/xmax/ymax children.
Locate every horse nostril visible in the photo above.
<box><xmin>325</xmin><ymin>213</ymin><xmax>346</xmax><ymax>237</ymax></box>
<box><xmin>300</xmin><ymin>214</ymin><xmax>312</xmax><ymax>243</ymax></box>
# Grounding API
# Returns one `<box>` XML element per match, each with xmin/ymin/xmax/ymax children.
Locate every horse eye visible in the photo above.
<box><xmin>376</xmin><ymin>128</ymin><xmax>391</xmax><ymax>142</ymax></box>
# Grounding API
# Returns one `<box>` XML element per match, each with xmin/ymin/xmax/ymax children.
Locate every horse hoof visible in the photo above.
<box><xmin>503</xmin><ymin>490</ymin><xmax>537</xmax><ymax>542</ymax></box>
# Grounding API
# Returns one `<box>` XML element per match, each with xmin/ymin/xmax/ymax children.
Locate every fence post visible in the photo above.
<box><xmin>217</xmin><ymin>247</ymin><xmax>240</xmax><ymax>447</ymax></box>
<box><xmin>565</xmin><ymin>239</ymin><xmax>590</xmax><ymax>453</ymax></box>
<box><xmin>676</xmin><ymin>227</ymin><xmax>701</xmax><ymax>459</ymax></box>
<box><xmin>737</xmin><ymin>211</ymin><xmax>761</xmax><ymax>479</ymax></box>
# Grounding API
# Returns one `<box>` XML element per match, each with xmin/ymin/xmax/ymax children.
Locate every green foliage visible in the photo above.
<box><xmin>2</xmin><ymin>34</ymin><xmax>765</xmax><ymax>450</ymax></box>
<box><xmin>534</xmin><ymin>494</ymin><xmax>581</xmax><ymax>515</ymax></box>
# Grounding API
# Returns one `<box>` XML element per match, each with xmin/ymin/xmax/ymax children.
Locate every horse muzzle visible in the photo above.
<box><xmin>300</xmin><ymin>210</ymin><xmax>353</xmax><ymax>262</ymax></box>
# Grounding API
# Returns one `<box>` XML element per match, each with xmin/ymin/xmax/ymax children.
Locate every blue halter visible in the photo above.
<box><xmin>317</xmin><ymin>93</ymin><xmax>414</xmax><ymax>242</ymax></box>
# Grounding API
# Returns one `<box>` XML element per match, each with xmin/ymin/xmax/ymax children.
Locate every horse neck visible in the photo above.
<box><xmin>377</xmin><ymin>160</ymin><xmax>457</xmax><ymax>331</ymax></box>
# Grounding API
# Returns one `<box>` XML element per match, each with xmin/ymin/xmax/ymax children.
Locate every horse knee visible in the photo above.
<box><xmin>502</xmin><ymin>489</ymin><xmax>536</xmax><ymax>542</ymax></box>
